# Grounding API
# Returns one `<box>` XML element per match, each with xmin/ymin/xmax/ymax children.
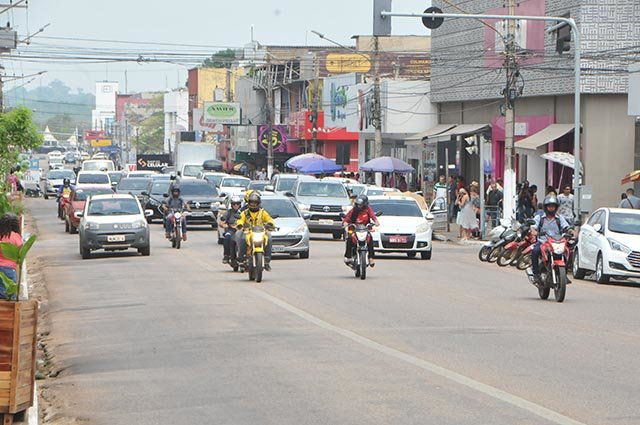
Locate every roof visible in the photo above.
<box><xmin>406</xmin><ymin>124</ymin><xmax>456</xmax><ymax>144</ymax></box>
<box><xmin>429</xmin><ymin>124</ymin><xmax>491</xmax><ymax>142</ymax></box>
<box><xmin>515</xmin><ymin>124</ymin><xmax>576</xmax><ymax>152</ymax></box>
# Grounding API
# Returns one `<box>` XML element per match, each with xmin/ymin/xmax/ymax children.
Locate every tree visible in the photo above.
<box><xmin>0</xmin><ymin>107</ymin><xmax>42</xmax><ymax>189</ymax></box>
<box><xmin>132</xmin><ymin>95</ymin><xmax>164</xmax><ymax>154</ymax></box>
<box><xmin>203</xmin><ymin>49</ymin><xmax>236</xmax><ymax>68</ymax></box>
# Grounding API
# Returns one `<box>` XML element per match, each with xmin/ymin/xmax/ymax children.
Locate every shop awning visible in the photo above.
<box><xmin>428</xmin><ymin>123</ymin><xmax>490</xmax><ymax>143</ymax></box>
<box><xmin>515</xmin><ymin>124</ymin><xmax>575</xmax><ymax>152</ymax></box>
<box><xmin>405</xmin><ymin>124</ymin><xmax>456</xmax><ymax>145</ymax></box>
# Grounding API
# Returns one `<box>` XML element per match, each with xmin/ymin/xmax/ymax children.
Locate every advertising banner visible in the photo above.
<box><xmin>257</xmin><ymin>125</ymin><xmax>287</xmax><ymax>153</ymax></box>
<box><xmin>322</xmin><ymin>73</ymin><xmax>358</xmax><ymax>130</ymax></box>
<box><xmin>90</xmin><ymin>139</ymin><xmax>112</xmax><ymax>147</ymax></box>
<box><xmin>317</xmin><ymin>52</ymin><xmax>430</xmax><ymax>78</ymax></box>
<box><xmin>202</xmin><ymin>102</ymin><xmax>241</xmax><ymax>125</ymax></box>
<box><xmin>136</xmin><ymin>154</ymin><xmax>172</xmax><ymax>171</ymax></box>
<box><xmin>193</xmin><ymin>108</ymin><xmax>226</xmax><ymax>132</ymax></box>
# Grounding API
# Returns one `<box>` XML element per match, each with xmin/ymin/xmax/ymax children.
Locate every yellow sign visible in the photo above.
<box><xmin>90</xmin><ymin>139</ymin><xmax>113</xmax><ymax>147</ymax></box>
<box><xmin>325</xmin><ymin>53</ymin><xmax>371</xmax><ymax>74</ymax></box>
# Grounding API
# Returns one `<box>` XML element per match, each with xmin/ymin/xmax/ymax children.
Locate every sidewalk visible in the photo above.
<box><xmin>433</xmin><ymin>223</ymin><xmax>486</xmax><ymax>246</ymax></box>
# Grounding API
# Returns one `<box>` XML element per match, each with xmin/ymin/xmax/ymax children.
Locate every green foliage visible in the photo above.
<box><xmin>133</xmin><ymin>95</ymin><xmax>165</xmax><ymax>154</ymax></box>
<box><xmin>0</xmin><ymin>107</ymin><xmax>43</xmax><ymax>190</ymax></box>
<box><xmin>0</xmin><ymin>234</ymin><xmax>37</xmax><ymax>301</ymax></box>
<box><xmin>203</xmin><ymin>49</ymin><xmax>236</xmax><ymax>68</ymax></box>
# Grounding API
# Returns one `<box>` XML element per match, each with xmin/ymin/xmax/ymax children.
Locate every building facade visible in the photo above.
<box><xmin>92</xmin><ymin>81</ymin><xmax>119</xmax><ymax>132</ymax></box>
<box><xmin>164</xmin><ymin>89</ymin><xmax>189</xmax><ymax>154</ymax></box>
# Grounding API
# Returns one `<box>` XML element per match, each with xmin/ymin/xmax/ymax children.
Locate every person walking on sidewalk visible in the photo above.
<box><xmin>456</xmin><ymin>188</ymin><xmax>476</xmax><ymax>241</ymax></box>
<box><xmin>618</xmin><ymin>188</ymin><xmax>640</xmax><ymax>209</ymax></box>
<box><xmin>557</xmin><ymin>185</ymin><xmax>575</xmax><ymax>222</ymax></box>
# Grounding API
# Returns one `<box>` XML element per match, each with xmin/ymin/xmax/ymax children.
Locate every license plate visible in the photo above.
<box><xmin>318</xmin><ymin>219</ymin><xmax>333</xmax><ymax>225</ymax></box>
<box><xmin>389</xmin><ymin>236</ymin><xmax>408</xmax><ymax>243</ymax></box>
<box><xmin>272</xmin><ymin>246</ymin><xmax>286</xmax><ymax>253</ymax></box>
<box><xmin>191</xmin><ymin>212</ymin><xmax>204</xmax><ymax>217</ymax></box>
<box><xmin>107</xmin><ymin>235</ymin><xmax>126</xmax><ymax>242</ymax></box>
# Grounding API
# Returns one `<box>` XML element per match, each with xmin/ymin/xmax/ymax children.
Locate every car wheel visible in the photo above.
<box><xmin>146</xmin><ymin>217</ymin><xmax>153</xmax><ymax>224</ymax></box>
<box><xmin>421</xmin><ymin>250</ymin><xmax>432</xmax><ymax>260</ymax></box>
<box><xmin>138</xmin><ymin>245</ymin><xmax>151</xmax><ymax>256</ymax></box>
<box><xmin>595</xmin><ymin>253</ymin><xmax>610</xmax><ymax>284</ymax></box>
<box><xmin>299</xmin><ymin>250</ymin><xmax>310</xmax><ymax>259</ymax></box>
<box><xmin>43</xmin><ymin>193</ymin><xmax>48</xmax><ymax>200</ymax></box>
<box><xmin>80</xmin><ymin>245</ymin><xmax>91</xmax><ymax>260</ymax></box>
<box><xmin>332</xmin><ymin>231</ymin><xmax>343</xmax><ymax>240</ymax></box>
<box><xmin>406</xmin><ymin>252</ymin><xmax>417</xmax><ymax>258</ymax></box>
<box><xmin>571</xmin><ymin>248</ymin><xmax>587</xmax><ymax>280</ymax></box>
<box><xmin>64</xmin><ymin>219</ymin><xmax>70</xmax><ymax>233</ymax></box>
<box><xmin>70</xmin><ymin>224</ymin><xmax>78</xmax><ymax>235</ymax></box>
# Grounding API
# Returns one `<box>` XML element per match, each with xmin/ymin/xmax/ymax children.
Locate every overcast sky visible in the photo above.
<box><xmin>5</xmin><ymin>0</ymin><xmax>430</xmax><ymax>95</ymax></box>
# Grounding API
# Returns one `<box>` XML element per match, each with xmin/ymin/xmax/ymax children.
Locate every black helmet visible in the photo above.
<box><xmin>543</xmin><ymin>195</ymin><xmax>559</xmax><ymax>215</ymax></box>
<box><xmin>247</xmin><ymin>192</ymin><xmax>261</xmax><ymax>212</ymax></box>
<box><xmin>171</xmin><ymin>186</ymin><xmax>181</xmax><ymax>195</ymax></box>
<box><xmin>63</xmin><ymin>178</ymin><xmax>70</xmax><ymax>186</ymax></box>
<box><xmin>354</xmin><ymin>194</ymin><xmax>368</xmax><ymax>209</ymax></box>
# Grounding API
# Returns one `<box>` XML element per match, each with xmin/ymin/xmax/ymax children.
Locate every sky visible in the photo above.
<box><xmin>4</xmin><ymin>0</ymin><xmax>430</xmax><ymax>95</ymax></box>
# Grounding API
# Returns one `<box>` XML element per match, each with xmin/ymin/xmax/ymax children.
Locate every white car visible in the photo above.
<box><xmin>48</xmin><ymin>151</ymin><xmax>64</xmax><ymax>169</ymax></box>
<box><xmin>573</xmin><ymin>208</ymin><xmax>640</xmax><ymax>283</ymax></box>
<box><xmin>218</xmin><ymin>176</ymin><xmax>250</xmax><ymax>196</ymax></box>
<box><xmin>76</xmin><ymin>171</ymin><xmax>112</xmax><ymax>190</ymax></box>
<box><xmin>368</xmin><ymin>195</ymin><xmax>433</xmax><ymax>259</ymax></box>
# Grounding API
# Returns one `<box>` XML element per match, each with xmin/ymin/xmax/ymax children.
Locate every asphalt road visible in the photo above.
<box><xmin>27</xmin><ymin>197</ymin><xmax>640</xmax><ymax>425</ymax></box>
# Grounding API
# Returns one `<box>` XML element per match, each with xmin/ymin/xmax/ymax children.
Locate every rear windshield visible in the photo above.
<box><xmin>150</xmin><ymin>181</ymin><xmax>171</xmax><ymax>195</ymax></box>
<box><xmin>370</xmin><ymin>200</ymin><xmax>423</xmax><ymax>217</ymax></box>
<box><xmin>108</xmin><ymin>172</ymin><xmax>123</xmax><ymax>184</ymax></box>
<box><xmin>276</xmin><ymin>178</ymin><xmax>296</xmax><ymax>192</ymax></box>
<box><xmin>262</xmin><ymin>199</ymin><xmax>300</xmax><ymax>218</ymax></box>
<box><xmin>221</xmin><ymin>178</ymin><xmax>249</xmax><ymax>188</ymax></box>
<box><xmin>73</xmin><ymin>188</ymin><xmax>114</xmax><ymax>201</ymax></box>
<box><xmin>179</xmin><ymin>183</ymin><xmax>218</xmax><ymax>197</ymax></box>
<box><xmin>48</xmin><ymin>170</ymin><xmax>76</xmax><ymax>180</ymax></box>
<box><xmin>78</xmin><ymin>173</ymin><xmax>110</xmax><ymax>184</ymax></box>
<box><xmin>118</xmin><ymin>179</ymin><xmax>151</xmax><ymax>191</ymax></box>
<box><xmin>87</xmin><ymin>199</ymin><xmax>140</xmax><ymax>215</ymax></box>
<box><xmin>204</xmin><ymin>175</ymin><xmax>225</xmax><ymax>186</ymax></box>
<box><xmin>297</xmin><ymin>182</ymin><xmax>347</xmax><ymax>198</ymax></box>
<box><xmin>183</xmin><ymin>165</ymin><xmax>203</xmax><ymax>177</ymax></box>
<box><xmin>83</xmin><ymin>160</ymin><xmax>114</xmax><ymax>171</ymax></box>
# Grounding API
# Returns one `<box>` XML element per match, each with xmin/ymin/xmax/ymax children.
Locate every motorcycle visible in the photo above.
<box><xmin>526</xmin><ymin>231</ymin><xmax>576</xmax><ymax>303</ymax></box>
<box><xmin>346</xmin><ymin>223</ymin><xmax>375</xmax><ymax>280</ymax></box>
<box><xmin>168</xmin><ymin>209</ymin><xmax>188</xmax><ymax>249</ymax></box>
<box><xmin>478</xmin><ymin>219</ymin><xmax>510</xmax><ymax>262</ymax></box>
<box><xmin>487</xmin><ymin>226</ymin><xmax>519</xmax><ymax>263</ymax></box>
<box><xmin>225</xmin><ymin>226</ymin><xmax>241</xmax><ymax>272</ymax></box>
<box><xmin>57</xmin><ymin>192</ymin><xmax>71</xmax><ymax>220</ymax></box>
<box><xmin>243</xmin><ymin>224</ymin><xmax>276</xmax><ymax>283</ymax></box>
<box><xmin>497</xmin><ymin>219</ymin><xmax>536</xmax><ymax>267</ymax></box>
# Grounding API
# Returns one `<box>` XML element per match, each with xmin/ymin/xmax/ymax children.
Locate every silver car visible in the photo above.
<box><xmin>289</xmin><ymin>180</ymin><xmax>351</xmax><ymax>239</ymax></box>
<box><xmin>41</xmin><ymin>169</ymin><xmax>76</xmax><ymax>199</ymax></box>
<box><xmin>262</xmin><ymin>195</ymin><xmax>310</xmax><ymax>259</ymax></box>
<box><xmin>78</xmin><ymin>194</ymin><xmax>153</xmax><ymax>259</ymax></box>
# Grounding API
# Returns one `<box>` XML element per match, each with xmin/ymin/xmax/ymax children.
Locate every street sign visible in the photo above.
<box><xmin>422</xmin><ymin>7</ymin><xmax>444</xmax><ymax>29</ymax></box>
<box><xmin>136</xmin><ymin>154</ymin><xmax>172</xmax><ymax>171</ymax></box>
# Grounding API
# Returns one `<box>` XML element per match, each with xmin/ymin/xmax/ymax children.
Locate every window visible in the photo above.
<box><xmin>179</xmin><ymin>183</ymin><xmax>218</xmax><ymax>197</ymax></box>
<box><xmin>48</xmin><ymin>170</ymin><xmax>76</xmax><ymax>180</ymax></box>
<box><xmin>222</xmin><ymin>178</ymin><xmax>249</xmax><ymax>188</ymax></box>
<box><xmin>370</xmin><ymin>200</ymin><xmax>423</xmax><ymax>217</ymax></box>
<box><xmin>88</xmin><ymin>199</ymin><xmax>140</xmax><ymax>215</ymax></box>
<box><xmin>78</xmin><ymin>173</ymin><xmax>110</xmax><ymax>184</ymax></box>
<box><xmin>117</xmin><ymin>179</ymin><xmax>151</xmax><ymax>191</ymax></box>
<box><xmin>262</xmin><ymin>199</ymin><xmax>300</xmax><ymax>218</ymax></box>
<box><xmin>73</xmin><ymin>188</ymin><xmax>114</xmax><ymax>201</ymax></box>
<box><xmin>608</xmin><ymin>212</ymin><xmax>640</xmax><ymax>235</ymax></box>
<box><xmin>586</xmin><ymin>211</ymin><xmax>602</xmax><ymax>227</ymax></box>
<box><xmin>297</xmin><ymin>182</ymin><xmax>347</xmax><ymax>198</ymax></box>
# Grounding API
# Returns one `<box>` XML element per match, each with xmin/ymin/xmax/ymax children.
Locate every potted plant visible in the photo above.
<box><xmin>0</xmin><ymin>234</ymin><xmax>38</xmax><ymax>419</ymax></box>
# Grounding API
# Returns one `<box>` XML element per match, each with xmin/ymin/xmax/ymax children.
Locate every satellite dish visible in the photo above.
<box><xmin>422</xmin><ymin>7</ymin><xmax>444</xmax><ymax>30</ymax></box>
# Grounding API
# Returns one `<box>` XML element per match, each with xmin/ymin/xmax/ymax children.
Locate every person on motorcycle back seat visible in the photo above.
<box><xmin>342</xmin><ymin>194</ymin><xmax>379</xmax><ymax>267</ymax></box>
<box><xmin>236</xmin><ymin>192</ymin><xmax>275</xmax><ymax>271</ymax></box>
<box><xmin>56</xmin><ymin>178</ymin><xmax>74</xmax><ymax>202</ymax></box>
<box><xmin>530</xmin><ymin>195</ymin><xmax>574</xmax><ymax>284</ymax></box>
<box><xmin>220</xmin><ymin>195</ymin><xmax>242</xmax><ymax>264</ymax></box>
<box><xmin>161</xmin><ymin>186</ymin><xmax>190</xmax><ymax>241</ymax></box>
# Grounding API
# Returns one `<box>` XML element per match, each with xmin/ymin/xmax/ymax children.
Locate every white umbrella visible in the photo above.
<box><xmin>540</xmin><ymin>151</ymin><xmax>584</xmax><ymax>174</ymax></box>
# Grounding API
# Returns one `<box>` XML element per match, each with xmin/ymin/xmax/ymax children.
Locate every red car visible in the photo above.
<box><xmin>64</xmin><ymin>186</ymin><xmax>114</xmax><ymax>234</ymax></box>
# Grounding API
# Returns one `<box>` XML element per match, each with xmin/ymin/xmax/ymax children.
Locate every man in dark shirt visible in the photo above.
<box><xmin>161</xmin><ymin>187</ymin><xmax>190</xmax><ymax>240</ymax></box>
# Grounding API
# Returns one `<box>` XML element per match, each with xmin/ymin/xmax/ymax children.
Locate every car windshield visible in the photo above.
<box><xmin>608</xmin><ymin>212</ymin><xmax>640</xmax><ymax>235</ymax></box>
<box><xmin>48</xmin><ymin>170</ymin><xmax>76</xmax><ymax>180</ymax></box>
<box><xmin>180</xmin><ymin>183</ymin><xmax>218</xmax><ymax>197</ymax></box>
<box><xmin>78</xmin><ymin>173</ymin><xmax>109</xmax><ymax>184</ymax></box>
<box><xmin>73</xmin><ymin>188</ymin><xmax>114</xmax><ymax>201</ymax></box>
<box><xmin>150</xmin><ymin>181</ymin><xmax>171</xmax><ymax>195</ymax></box>
<box><xmin>118</xmin><ymin>179</ymin><xmax>151</xmax><ymax>191</ymax></box>
<box><xmin>183</xmin><ymin>165</ymin><xmax>203</xmax><ymax>177</ymax></box>
<box><xmin>370</xmin><ymin>200</ymin><xmax>423</xmax><ymax>217</ymax></box>
<box><xmin>108</xmin><ymin>172</ymin><xmax>123</xmax><ymax>184</ymax></box>
<box><xmin>87</xmin><ymin>198</ymin><xmax>140</xmax><ymax>215</ymax></box>
<box><xmin>276</xmin><ymin>178</ymin><xmax>296</xmax><ymax>192</ymax></box>
<box><xmin>297</xmin><ymin>182</ymin><xmax>347</xmax><ymax>198</ymax></box>
<box><xmin>205</xmin><ymin>175</ymin><xmax>225</xmax><ymax>186</ymax></box>
<box><xmin>366</xmin><ymin>188</ymin><xmax>386</xmax><ymax>196</ymax></box>
<box><xmin>83</xmin><ymin>160</ymin><xmax>114</xmax><ymax>171</ymax></box>
<box><xmin>349</xmin><ymin>186</ymin><xmax>365</xmax><ymax>196</ymax></box>
<box><xmin>262</xmin><ymin>199</ymin><xmax>300</xmax><ymax>218</ymax></box>
<box><xmin>248</xmin><ymin>181</ymin><xmax>268</xmax><ymax>191</ymax></box>
<box><xmin>221</xmin><ymin>178</ymin><xmax>249</xmax><ymax>188</ymax></box>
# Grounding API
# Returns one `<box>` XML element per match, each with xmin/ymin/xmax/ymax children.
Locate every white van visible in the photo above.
<box><xmin>82</xmin><ymin>159</ymin><xmax>115</xmax><ymax>172</ymax></box>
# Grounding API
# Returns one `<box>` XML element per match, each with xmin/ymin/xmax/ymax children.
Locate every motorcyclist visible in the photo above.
<box><xmin>219</xmin><ymin>195</ymin><xmax>242</xmax><ymax>264</ymax></box>
<box><xmin>236</xmin><ymin>192</ymin><xmax>275</xmax><ymax>271</ymax></box>
<box><xmin>161</xmin><ymin>186</ymin><xmax>190</xmax><ymax>241</ymax></box>
<box><xmin>342</xmin><ymin>194</ymin><xmax>379</xmax><ymax>267</ymax></box>
<box><xmin>530</xmin><ymin>195</ymin><xmax>574</xmax><ymax>284</ymax></box>
<box><xmin>56</xmin><ymin>178</ymin><xmax>74</xmax><ymax>218</ymax></box>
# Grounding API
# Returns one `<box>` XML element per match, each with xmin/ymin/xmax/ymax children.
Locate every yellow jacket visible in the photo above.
<box><xmin>236</xmin><ymin>208</ymin><xmax>275</xmax><ymax>229</ymax></box>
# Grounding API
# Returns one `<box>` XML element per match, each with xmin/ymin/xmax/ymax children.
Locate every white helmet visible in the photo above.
<box><xmin>230</xmin><ymin>195</ymin><xmax>242</xmax><ymax>205</ymax></box>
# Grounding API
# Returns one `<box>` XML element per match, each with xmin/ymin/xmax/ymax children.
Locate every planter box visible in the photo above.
<box><xmin>0</xmin><ymin>300</ymin><xmax>37</xmax><ymax>414</ymax></box>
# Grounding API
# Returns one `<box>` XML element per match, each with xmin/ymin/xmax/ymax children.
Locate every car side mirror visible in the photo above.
<box><xmin>426</xmin><ymin>213</ymin><xmax>435</xmax><ymax>221</ymax></box>
<box><xmin>593</xmin><ymin>223</ymin><xmax>602</xmax><ymax>233</ymax></box>
<box><xmin>264</xmin><ymin>185</ymin><xmax>275</xmax><ymax>192</ymax></box>
<box><xmin>271</xmin><ymin>214</ymin><xmax>280</xmax><ymax>219</ymax></box>
<box><xmin>75</xmin><ymin>212</ymin><xmax>83</xmax><ymax>218</ymax></box>
<box><xmin>574</xmin><ymin>219</ymin><xmax>582</xmax><ymax>227</ymax></box>
<box><xmin>302</xmin><ymin>213</ymin><xmax>311</xmax><ymax>220</ymax></box>
<box><xmin>284</xmin><ymin>191</ymin><xmax>294</xmax><ymax>197</ymax></box>
<box><xmin>176</xmin><ymin>171</ymin><xmax>182</xmax><ymax>177</ymax></box>
<box><xmin>141</xmin><ymin>191</ymin><xmax>149</xmax><ymax>196</ymax></box>
<box><xmin>162</xmin><ymin>193</ymin><xmax>169</xmax><ymax>198</ymax></box>
<box><xmin>375</xmin><ymin>211</ymin><xmax>383</xmax><ymax>217</ymax></box>
<box><xmin>144</xmin><ymin>209</ymin><xmax>154</xmax><ymax>217</ymax></box>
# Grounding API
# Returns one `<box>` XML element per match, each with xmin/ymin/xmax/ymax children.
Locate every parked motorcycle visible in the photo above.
<box><xmin>168</xmin><ymin>209</ymin><xmax>188</xmax><ymax>249</ymax></box>
<box><xmin>497</xmin><ymin>219</ymin><xmax>536</xmax><ymax>267</ymax></box>
<box><xmin>346</xmin><ymin>223</ymin><xmax>374</xmax><ymax>280</ymax></box>
<box><xmin>478</xmin><ymin>220</ymin><xmax>510</xmax><ymax>262</ymax></box>
<box><xmin>243</xmin><ymin>224</ymin><xmax>276</xmax><ymax>283</ymax></box>
<box><xmin>526</xmin><ymin>231</ymin><xmax>576</xmax><ymax>302</ymax></box>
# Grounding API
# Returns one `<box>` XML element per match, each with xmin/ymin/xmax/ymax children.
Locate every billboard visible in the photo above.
<box><xmin>202</xmin><ymin>102</ymin><xmax>241</xmax><ymax>125</ymax></box>
<box><xmin>84</xmin><ymin>130</ymin><xmax>105</xmax><ymax>140</ymax></box>
<box><xmin>317</xmin><ymin>52</ymin><xmax>430</xmax><ymax>78</ymax></box>
<box><xmin>136</xmin><ymin>154</ymin><xmax>172</xmax><ymax>171</ymax></box>
<box><xmin>90</xmin><ymin>139</ymin><xmax>112</xmax><ymax>147</ymax></box>
<box><xmin>257</xmin><ymin>125</ymin><xmax>287</xmax><ymax>153</ymax></box>
<box><xmin>193</xmin><ymin>108</ymin><xmax>226</xmax><ymax>132</ymax></box>
<box><xmin>322</xmin><ymin>73</ymin><xmax>358</xmax><ymax>129</ymax></box>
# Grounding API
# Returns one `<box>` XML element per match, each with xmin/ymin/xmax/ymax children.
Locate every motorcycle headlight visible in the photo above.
<box><xmin>174</xmin><ymin>212</ymin><xmax>182</xmax><ymax>219</ymax></box>
<box><xmin>355</xmin><ymin>231</ymin><xmax>368</xmax><ymax>241</ymax></box>
<box><xmin>132</xmin><ymin>220</ymin><xmax>147</xmax><ymax>229</ymax></box>
<box><xmin>608</xmin><ymin>238</ymin><xmax>631</xmax><ymax>254</ymax></box>
<box><xmin>416</xmin><ymin>223</ymin><xmax>430</xmax><ymax>234</ymax></box>
<box><xmin>299</xmin><ymin>204</ymin><xmax>310</xmax><ymax>212</ymax></box>
<box><xmin>551</xmin><ymin>242</ymin><xmax>565</xmax><ymax>255</ymax></box>
<box><xmin>252</xmin><ymin>232</ymin><xmax>265</xmax><ymax>244</ymax></box>
<box><xmin>84</xmin><ymin>222</ymin><xmax>99</xmax><ymax>230</ymax></box>
<box><xmin>292</xmin><ymin>223</ymin><xmax>308</xmax><ymax>234</ymax></box>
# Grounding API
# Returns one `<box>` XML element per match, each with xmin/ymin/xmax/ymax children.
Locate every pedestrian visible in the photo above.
<box><xmin>0</xmin><ymin>213</ymin><xmax>22</xmax><ymax>300</ymax></box>
<box><xmin>557</xmin><ymin>185</ymin><xmax>575</xmax><ymax>222</ymax></box>
<box><xmin>470</xmin><ymin>185</ymin><xmax>481</xmax><ymax>238</ymax></box>
<box><xmin>456</xmin><ymin>188</ymin><xmax>476</xmax><ymax>241</ymax></box>
<box><xmin>486</xmin><ymin>181</ymin><xmax>503</xmax><ymax>228</ymax></box>
<box><xmin>529</xmin><ymin>185</ymin><xmax>539</xmax><ymax>211</ymax></box>
<box><xmin>618</xmin><ymin>188</ymin><xmax>640</xmax><ymax>209</ymax></box>
<box><xmin>546</xmin><ymin>186</ymin><xmax>557</xmax><ymax>197</ymax></box>
<box><xmin>517</xmin><ymin>186</ymin><xmax>533</xmax><ymax>221</ymax></box>
<box><xmin>256</xmin><ymin>167</ymin><xmax>267</xmax><ymax>181</ymax></box>
<box><xmin>447</xmin><ymin>175</ymin><xmax>457</xmax><ymax>222</ymax></box>
<box><xmin>398</xmin><ymin>175</ymin><xmax>408</xmax><ymax>192</ymax></box>
<box><xmin>433</xmin><ymin>175</ymin><xmax>447</xmax><ymax>202</ymax></box>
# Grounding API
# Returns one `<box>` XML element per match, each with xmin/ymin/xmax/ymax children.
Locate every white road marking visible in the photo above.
<box><xmin>251</xmin><ymin>287</ymin><xmax>589</xmax><ymax>425</ymax></box>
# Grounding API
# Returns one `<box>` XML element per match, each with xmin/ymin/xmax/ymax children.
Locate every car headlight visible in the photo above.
<box><xmin>608</xmin><ymin>238</ymin><xmax>631</xmax><ymax>254</ymax></box>
<box><xmin>132</xmin><ymin>220</ymin><xmax>147</xmax><ymax>229</ymax></box>
<box><xmin>84</xmin><ymin>222</ymin><xmax>100</xmax><ymax>230</ymax></box>
<box><xmin>299</xmin><ymin>204</ymin><xmax>310</xmax><ymax>212</ymax></box>
<box><xmin>148</xmin><ymin>198</ymin><xmax>160</xmax><ymax>206</ymax></box>
<box><xmin>291</xmin><ymin>223</ymin><xmax>308</xmax><ymax>234</ymax></box>
<box><xmin>416</xmin><ymin>223</ymin><xmax>431</xmax><ymax>234</ymax></box>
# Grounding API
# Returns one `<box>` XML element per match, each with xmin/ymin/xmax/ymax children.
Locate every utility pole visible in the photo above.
<box><xmin>310</xmin><ymin>54</ymin><xmax>319</xmax><ymax>154</ymax></box>
<box><xmin>265</xmin><ymin>63</ymin><xmax>275</xmax><ymax>178</ymax></box>
<box><xmin>502</xmin><ymin>0</ymin><xmax>518</xmax><ymax>221</ymax></box>
<box><xmin>372</xmin><ymin>35</ymin><xmax>383</xmax><ymax>159</ymax></box>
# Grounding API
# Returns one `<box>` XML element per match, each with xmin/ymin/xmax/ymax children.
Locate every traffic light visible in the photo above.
<box><xmin>556</xmin><ymin>23</ymin><xmax>571</xmax><ymax>54</ymax></box>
